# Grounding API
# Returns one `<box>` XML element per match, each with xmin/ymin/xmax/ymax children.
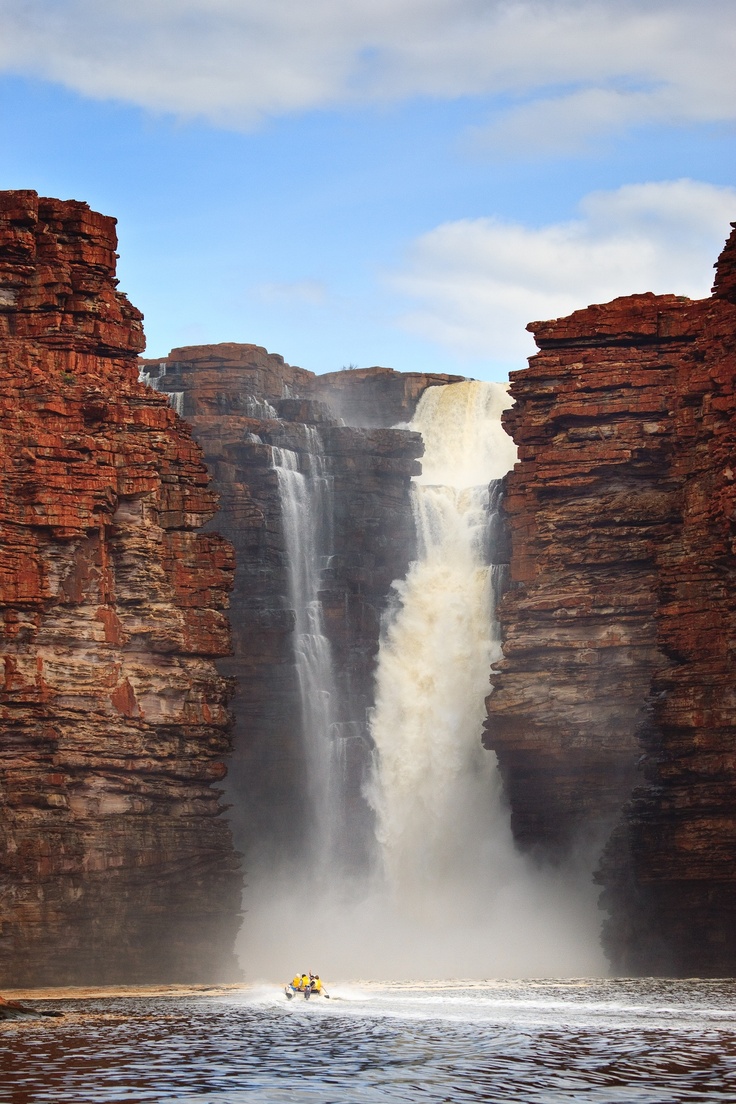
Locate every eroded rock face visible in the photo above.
<box><xmin>483</xmin><ymin>293</ymin><xmax>687</xmax><ymax>853</ymax></box>
<box><xmin>0</xmin><ymin>192</ymin><xmax>241</xmax><ymax>985</ymax></box>
<box><xmin>486</xmin><ymin>224</ymin><xmax>736</xmax><ymax>975</ymax></box>
<box><xmin>141</xmin><ymin>349</ymin><xmax>451</xmax><ymax>868</ymax></box>
<box><xmin>599</xmin><ymin>226</ymin><xmax>736</xmax><ymax>975</ymax></box>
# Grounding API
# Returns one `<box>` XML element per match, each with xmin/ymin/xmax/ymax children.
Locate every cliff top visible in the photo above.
<box><xmin>712</xmin><ymin>221</ymin><xmax>736</xmax><ymax>303</ymax></box>
<box><xmin>0</xmin><ymin>189</ymin><xmax>143</xmax><ymax>358</ymax></box>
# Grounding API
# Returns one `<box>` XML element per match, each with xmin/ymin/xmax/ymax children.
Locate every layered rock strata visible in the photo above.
<box><xmin>0</xmin><ymin>192</ymin><xmax>241</xmax><ymax>985</ymax></box>
<box><xmin>599</xmin><ymin>227</ymin><xmax>736</xmax><ymax>974</ymax></box>
<box><xmin>141</xmin><ymin>347</ymin><xmax>453</xmax><ymax>868</ymax></box>
<box><xmin>486</xmin><ymin>225</ymin><xmax>736</xmax><ymax>975</ymax></box>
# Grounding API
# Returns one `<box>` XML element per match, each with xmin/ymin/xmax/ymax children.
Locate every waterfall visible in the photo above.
<box><xmin>138</xmin><ymin>363</ymin><xmax>184</xmax><ymax>416</ymax></box>
<box><xmin>241</xmin><ymin>381</ymin><xmax>605</xmax><ymax>980</ymax></box>
<box><xmin>354</xmin><ymin>380</ymin><xmax>605</xmax><ymax>975</ymax></box>
<box><xmin>245</xmin><ymin>398</ymin><xmax>278</xmax><ymax>419</ymax></box>
<box><xmin>271</xmin><ymin>431</ymin><xmax>347</xmax><ymax>875</ymax></box>
<box><xmin>367</xmin><ymin>382</ymin><xmax>515</xmax><ymax>910</ymax></box>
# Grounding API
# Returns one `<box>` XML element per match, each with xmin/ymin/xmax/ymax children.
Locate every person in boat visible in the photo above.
<box><xmin>310</xmin><ymin>974</ymin><xmax>329</xmax><ymax>997</ymax></box>
<box><xmin>285</xmin><ymin>972</ymin><xmax>307</xmax><ymax>999</ymax></box>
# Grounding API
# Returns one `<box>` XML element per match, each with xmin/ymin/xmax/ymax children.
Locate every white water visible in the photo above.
<box><xmin>244</xmin><ymin>397</ymin><xmax>278</xmax><ymax>419</ymax></box>
<box><xmin>367</xmin><ymin>383</ymin><xmax>515</xmax><ymax>907</ymax></box>
<box><xmin>138</xmin><ymin>362</ymin><xmax>184</xmax><ymax>415</ymax></box>
<box><xmin>272</xmin><ymin>435</ymin><xmax>346</xmax><ymax>873</ymax></box>
<box><xmin>240</xmin><ymin>382</ymin><xmax>605</xmax><ymax>980</ymax></box>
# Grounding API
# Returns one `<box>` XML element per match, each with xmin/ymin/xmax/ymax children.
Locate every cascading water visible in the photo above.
<box><xmin>138</xmin><ymin>363</ymin><xmax>184</xmax><ymax>415</ymax></box>
<box><xmin>271</xmin><ymin>430</ymin><xmax>348</xmax><ymax>876</ymax></box>
<box><xmin>366</xmin><ymin>382</ymin><xmax>516</xmax><ymax>916</ymax></box>
<box><xmin>241</xmin><ymin>381</ymin><xmax>605</xmax><ymax>979</ymax></box>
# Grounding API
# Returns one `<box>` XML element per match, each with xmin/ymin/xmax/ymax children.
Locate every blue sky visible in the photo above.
<box><xmin>1</xmin><ymin>0</ymin><xmax>734</xmax><ymax>379</ymax></box>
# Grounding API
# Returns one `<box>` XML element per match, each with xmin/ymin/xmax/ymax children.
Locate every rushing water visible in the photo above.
<box><xmin>272</xmin><ymin>436</ymin><xmax>344</xmax><ymax>871</ymax></box>
<box><xmin>368</xmin><ymin>381</ymin><xmax>518</xmax><ymax>901</ymax></box>
<box><xmin>356</xmin><ymin>381</ymin><xmax>604</xmax><ymax>977</ymax></box>
<box><xmin>138</xmin><ymin>363</ymin><xmax>185</xmax><ymax>416</ymax></box>
<box><xmin>5</xmin><ymin>980</ymin><xmax>736</xmax><ymax>1103</ymax></box>
<box><xmin>240</xmin><ymin>381</ymin><xmax>605</xmax><ymax>980</ymax></box>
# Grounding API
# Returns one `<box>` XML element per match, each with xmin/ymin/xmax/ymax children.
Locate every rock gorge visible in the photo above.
<box><xmin>1</xmin><ymin>189</ymin><xmax>735</xmax><ymax>981</ymax></box>
<box><xmin>138</xmin><ymin>347</ymin><xmax>462</xmax><ymax>869</ymax></box>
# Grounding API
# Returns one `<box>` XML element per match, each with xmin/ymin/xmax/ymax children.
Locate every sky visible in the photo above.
<box><xmin>1</xmin><ymin>0</ymin><xmax>734</xmax><ymax>380</ymax></box>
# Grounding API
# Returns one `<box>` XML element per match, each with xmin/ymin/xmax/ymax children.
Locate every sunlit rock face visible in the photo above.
<box><xmin>487</xmin><ymin>223</ymin><xmax>736</xmax><ymax>976</ymax></box>
<box><xmin>0</xmin><ymin>192</ymin><xmax>241</xmax><ymax>985</ymax></box>
<box><xmin>141</xmin><ymin>348</ymin><xmax>459</xmax><ymax>870</ymax></box>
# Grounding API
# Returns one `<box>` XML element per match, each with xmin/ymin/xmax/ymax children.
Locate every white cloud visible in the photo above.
<box><xmin>389</xmin><ymin>180</ymin><xmax>736</xmax><ymax>367</ymax></box>
<box><xmin>0</xmin><ymin>0</ymin><xmax>734</xmax><ymax>145</ymax></box>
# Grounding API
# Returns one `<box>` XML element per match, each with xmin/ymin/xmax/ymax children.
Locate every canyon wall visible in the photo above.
<box><xmin>141</xmin><ymin>347</ymin><xmax>461</xmax><ymax>869</ymax></box>
<box><xmin>0</xmin><ymin>192</ymin><xmax>241</xmax><ymax>985</ymax></box>
<box><xmin>0</xmin><ymin>183</ymin><xmax>460</xmax><ymax>985</ymax></box>
<box><xmin>5</xmin><ymin>185</ymin><xmax>734</xmax><ymax>980</ymax></box>
<box><xmin>486</xmin><ymin>225</ymin><xmax>736</xmax><ymax>975</ymax></box>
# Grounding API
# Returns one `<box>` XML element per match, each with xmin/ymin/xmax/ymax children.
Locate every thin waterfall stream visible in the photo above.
<box><xmin>240</xmin><ymin>381</ymin><xmax>605</xmax><ymax>979</ymax></box>
<box><xmin>271</xmin><ymin>432</ymin><xmax>346</xmax><ymax>876</ymax></box>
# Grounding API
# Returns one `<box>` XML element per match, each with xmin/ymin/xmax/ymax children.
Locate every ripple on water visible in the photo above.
<box><xmin>3</xmin><ymin>979</ymin><xmax>736</xmax><ymax>1104</ymax></box>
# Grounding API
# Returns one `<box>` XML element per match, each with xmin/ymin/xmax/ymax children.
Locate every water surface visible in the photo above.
<box><xmin>4</xmin><ymin>979</ymin><xmax>736</xmax><ymax>1103</ymax></box>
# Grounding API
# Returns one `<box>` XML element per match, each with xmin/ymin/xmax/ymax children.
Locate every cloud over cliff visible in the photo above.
<box><xmin>390</xmin><ymin>180</ymin><xmax>736</xmax><ymax>364</ymax></box>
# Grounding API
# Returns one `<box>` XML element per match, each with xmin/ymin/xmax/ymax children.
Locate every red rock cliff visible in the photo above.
<box><xmin>486</xmin><ymin>224</ymin><xmax>736</xmax><ymax>975</ymax></box>
<box><xmin>0</xmin><ymin>192</ymin><xmax>241</xmax><ymax>985</ymax></box>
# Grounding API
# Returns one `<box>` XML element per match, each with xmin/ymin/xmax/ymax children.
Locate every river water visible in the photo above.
<box><xmin>4</xmin><ymin>979</ymin><xmax>736</xmax><ymax>1103</ymax></box>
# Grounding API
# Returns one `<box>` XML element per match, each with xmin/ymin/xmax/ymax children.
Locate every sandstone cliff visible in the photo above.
<box><xmin>486</xmin><ymin>225</ymin><xmax>736</xmax><ymax>975</ymax></box>
<box><xmin>599</xmin><ymin>226</ymin><xmax>736</xmax><ymax>975</ymax></box>
<box><xmin>141</xmin><ymin>347</ymin><xmax>455</xmax><ymax>870</ymax></box>
<box><xmin>0</xmin><ymin>192</ymin><xmax>241</xmax><ymax>985</ymax></box>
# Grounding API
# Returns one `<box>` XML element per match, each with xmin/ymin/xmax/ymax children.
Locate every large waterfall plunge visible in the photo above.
<box><xmin>366</xmin><ymin>383</ymin><xmax>516</xmax><ymax>913</ymax></box>
<box><xmin>239</xmin><ymin>382</ymin><xmax>605</xmax><ymax>980</ymax></box>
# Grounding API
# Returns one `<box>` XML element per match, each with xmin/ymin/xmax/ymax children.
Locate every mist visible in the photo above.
<box><xmin>236</xmin><ymin>381</ymin><xmax>607</xmax><ymax>983</ymax></box>
<box><xmin>237</xmin><ymin>854</ymin><xmax>605</xmax><ymax>982</ymax></box>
